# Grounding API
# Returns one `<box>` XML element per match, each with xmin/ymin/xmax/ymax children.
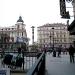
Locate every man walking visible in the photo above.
<box><xmin>57</xmin><ymin>45</ymin><xmax>62</xmax><ymax>57</ymax></box>
<box><xmin>68</xmin><ymin>45</ymin><xmax>75</xmax><ymax>63</ymax></box>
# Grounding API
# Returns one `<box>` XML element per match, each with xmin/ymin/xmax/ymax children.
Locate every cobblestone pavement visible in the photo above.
<box><xmin>46</xmin><ymin>52</ymin><xmax>75</xmax><ymax>75</ymax></box>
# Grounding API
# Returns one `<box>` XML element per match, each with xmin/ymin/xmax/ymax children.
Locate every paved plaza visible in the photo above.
<box><xmin>46</xmin><ymin>52</ymin><xmax>75</xmax><ymax>75</ymax></box>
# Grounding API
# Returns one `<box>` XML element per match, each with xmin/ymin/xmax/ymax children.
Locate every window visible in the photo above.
<box><xmin>64</xmin><ymin>35</ymin><xmax>65</xmax><ymax>38</ymax></box>
<box><xmin>60</xmin><ymin>35</ymin><xmax>62</xmax><ymax>38</ymax></box>
<box><xmin>12</xmin><ymin>28</ymin><xmax>14</xmax><ymax>30</ymax></box>
<box><xmin>17</xmin><ymin>25</ymin><xmax>19</xmax><ymax>29</ymax></box>
<box><xmin>57</xmin><ymin>34</ymin><xmax>58</xmax><ymax>38</ymax></box>
<box><xmin>60</xmin><ymin>39</ymin><xmax>62</xmax><ymax>42</ymax></box>
<box><xmin>64</xmin><ymin>39</ymin><xmax>66</xmax><ymax>42</ymax></box>
<box><xmin>64</xmin><ymin>27</ymin><xmax>65</xmax><ymax>29</ymax></box>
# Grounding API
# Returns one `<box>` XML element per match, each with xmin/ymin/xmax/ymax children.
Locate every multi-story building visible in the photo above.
<box><xmin>37</xmin><ymin>23</ymin><xmax>74</xmax><ymax>49</ymax></box>
<box><xmin>0</xmin><ymin>16</ymin><xmax>29</xmax><ymax>50</ymax></box>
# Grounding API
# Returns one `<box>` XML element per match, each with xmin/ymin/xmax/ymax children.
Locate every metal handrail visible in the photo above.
<box><xmin>0</xmin><ymin>51</ymin><xmax>38</xmax><ymax>71</ymax></box>
<box><xmin>26</xmin><ymin>51</ymin><xmax>45</xmax><ymax>75</ymax></box>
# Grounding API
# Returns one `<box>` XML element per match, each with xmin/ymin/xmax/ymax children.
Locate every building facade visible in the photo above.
<box><xmin>0</xmin><ymin>16</ymin><xmax>29</xmax><ymax>50</ymax></box>
<box><xmin>37</xmin><ymin>23</ymin><xmax>74</xmax><ymax>49</ymax></box>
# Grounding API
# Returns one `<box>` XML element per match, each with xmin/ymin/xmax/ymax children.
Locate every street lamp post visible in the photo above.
<box><xmin>1</xmin><ymin>29</ymin><xmax>3</xmax><ymax>48</ymax></box>
<box><xmin>1</xmin><ymin>29</ymin><xmax>3</xmax><ymax>43</ymax></box>
<box><xmin>49</xmin><ymin>35</ymin><xmax>51</xmax><ymax>47</ymax></box>
<box><xmin>49</xmin><ymin>30</ymin><xmax>51</xmax><ymax>48</ymax></box>
<box><xmin>52</xmin><ymin>27</ymin><xmax>54</xmax><ymax>51</ymax></box>
<box><xmin>52</xmin><ymin>27</ymin><xmax>56</xmax><ymax>57</ymax></box>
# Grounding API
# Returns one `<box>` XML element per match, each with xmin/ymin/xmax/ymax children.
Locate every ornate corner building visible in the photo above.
<box><xmin>0</xmin><ymin>16</ymin><xmax>29</xmax><ymax>50</ymax></box>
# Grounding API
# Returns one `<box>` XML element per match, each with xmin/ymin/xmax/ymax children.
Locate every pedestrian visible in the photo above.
<box><xmin>53</xmin><ymin>50</ymin><xmax>56</xmax><ymax>57</ymax></box>
<box><xmin>18</xmin><ymin>47</ymin><xmax>21</xmax><ymax>54</ymax></box>
<box><xmin>44</xmin><ymin>47</ymin><xmax>46</xmax><ymax>53</ymax></box>
<box><xmin>57</xmin><ymin>45</ymin><xmax>62</xmax><ymax>57</ymax></box>
<box><xmin>68</xmin><ymin>45</ymin><xmax>75</xmax><ymax>63</ymax></box>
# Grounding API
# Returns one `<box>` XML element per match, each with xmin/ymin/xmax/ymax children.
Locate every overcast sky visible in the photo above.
<box><xmin>0</xmin><ymin>0</ymin><xmax>74</xmax><ymax>44</ymax></box>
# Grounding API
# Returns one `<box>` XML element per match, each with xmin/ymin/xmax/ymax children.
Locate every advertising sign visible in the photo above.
<box><xmin>17</xmin><ymin>37</ymin><xmax>23</xmax><ymax>42</ymax></box>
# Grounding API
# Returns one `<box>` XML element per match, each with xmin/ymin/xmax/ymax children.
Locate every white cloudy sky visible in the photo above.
<box><xmin>0</xmin><ymin>0</ymin><xmax>74</xmax><ymax>44</ymax></box>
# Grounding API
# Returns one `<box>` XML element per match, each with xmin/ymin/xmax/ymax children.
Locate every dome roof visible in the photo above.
<box><xmin>17</xmin><ymin>16</ymin><xmax>24</xmax><ymax>23</ymax></box>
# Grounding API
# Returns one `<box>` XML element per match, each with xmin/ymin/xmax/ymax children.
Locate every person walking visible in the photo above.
<box><xmin>18</xmin><ymin>47</ymin><xmax>21</xmax><ymax>54</ymax></box>
<box><xmin>53</xmin><ymin>50</ymin><xmax>56</xmax><ymax>57</ymax></box>
<box><xmin>57</xmin><ymin>45</ymin><xmax>62</xmax><ymax>57</ymax></box>
<box><xmin>68</xmin><ymin>45</ymin><xmax>75</xmax><ymax>63</ymax></box>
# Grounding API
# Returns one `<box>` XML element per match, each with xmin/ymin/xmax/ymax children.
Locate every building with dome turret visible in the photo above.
<box><xmin>0</xmin><ymin>16</ymin><xmax>29</xmax><ymax>51</ymax></box>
